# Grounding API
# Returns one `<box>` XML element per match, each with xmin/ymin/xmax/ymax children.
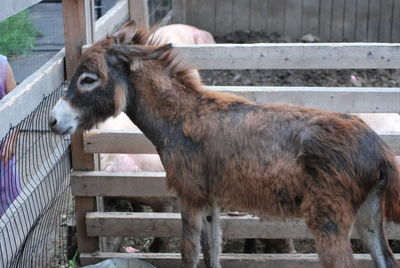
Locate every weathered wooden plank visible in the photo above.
<box><xmin>331</xmin><ymin>0</ymin><xmax>345</xmax><ymax>41</ymax></box>
<box><xmin>355</xmin><ymin>0</ymin><xmax>368</xmax><ymax>41</ymax></box>
<box><xmin>380</xmin><ymin>0</ymin><xmax>394</xmax><ymax>42</ymax></box>
<box><xmin>0</xmin><ymin>0</ymin><xmax>41</xmax><ymax>22</ymax></box>
<box><xmin>367</xmin><ymin>0</ymin><xmax>380</xmax><ymax>42</ymax></box>
<box><xmin>129</xmin><ymin>0</ymin><xmax>149</xmax><ymax>30</ymax></box>
<box><xmin>0</xmin><ymin>50</ymin><xmax>65</xmax><ymax>141</ymax></box>
<box><xmin>301</xmin><ymin>0</ymin><xmax>319</xmax><ymax>37</ymax></box>
<box><xmin>250</xmin><ymin>0</ymin><xmax>268</xmax><ymax>32</ymax></box>
<box><xmin>172</xmin><ymin>0</ymin><xmax>186</xmax><ymax>24</ymax></box>
<box><xmin>71</xmin><ymin>171</ymin><xmax>171</xmax><ymax>197</ymax></box>
<box><xmin>284</xmin><ymin>0</ymin><xmax>302</xmax><ymax>38</ymax></box>
<box><xmin>232</xmin><ymin>0</ymin><xmax>250</xmax><ymax>32</ymax></box>
<box><xmin>174</xmin><ymin>43</ymin><xmax>400</xmax><ymax>69</ymax></box>
<box><xmin>198</xmin><ymin>0</ymin><xmax>216</xmax><ymax>33</ymax></box>
<box><xmin>318</xmin><ymin>0</ymin><xmax>333</xmax><ymax>40</ymax></box>
<box><xmin>267</xmin><ymin>0</ymin><xmax>285</xmax><ymax>35</ymax></box>
<box><xmin>215</xmin><ymin>0</ymin><xmax>233</xmax><ymax>36</ymax></box>
<box><xmin>84</xmin><ymin>129</ymin><xmax>156</xmax><ymax>154</ymax></box>
<box><xmin>94</xmin><ymin>0</ymin><xmax>129</xmax><ymax>41</ymax></box>
<box><xmin>80</xmin><ymin>252</ymin><xmax>400</xmax><ymax>267</ymax></box>
<box><xmin>392</xmin><ymin>0</ymin><xmax>400</xmax><ymax>42</ymax></box>
<box><xmin>86</xmin><ymin>212</ymin><xmax>400</xmax><ymax>240</ymax></box>
<box><xmin>185</xmin><ymin>0</ymin><xmax>198</xmax><ymax>31</ymax></box>
<box><xmin>72</xmin><ymin>155</ymin><xmax>400</xmax><ymax>197</ymax></box>
<box><xmin>63</xmin><ymin>0</ymin><xmax>98</xmax><ymax>254</ymax></box>
<box><xmin>343</xmin><ymin>0</ymin><xmax>357</xmax><ymax>41</ymax></box>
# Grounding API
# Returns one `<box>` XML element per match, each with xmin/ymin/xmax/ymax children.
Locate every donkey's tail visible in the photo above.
<box><xmin>382</xmin><ymin>149</ymin><xmax>400</xmax><ymax>223</ymax></box>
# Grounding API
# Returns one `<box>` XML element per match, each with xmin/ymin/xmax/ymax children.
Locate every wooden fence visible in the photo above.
<box><xmin>172</xmin><ymin>0</ymin><xmax>400</xmax><ymax>42</ymax></box>
<box><xmin>69</xmin><ymin>2</ymin><xmax>400</xmax><ymax>266</ymax></box>
<box><xmin>3</xmin><ymin>0</ymin><xmax>400</xmax><ymax>267</ymax></box>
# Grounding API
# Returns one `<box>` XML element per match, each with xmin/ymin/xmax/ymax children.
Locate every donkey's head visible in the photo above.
<box><xmin>49</xmin><ymin>22</ymin><xmax>172</xmax><ymax>135</ymax></box>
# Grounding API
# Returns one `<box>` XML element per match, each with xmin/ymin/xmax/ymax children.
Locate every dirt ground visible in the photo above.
<box><xmin>113</xmin><ymin>30</ymin><xmax>400</xmax><ymax>255</ymax></box>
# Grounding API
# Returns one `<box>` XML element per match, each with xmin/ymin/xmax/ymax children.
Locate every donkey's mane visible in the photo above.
<box><xmin>122</xmin><ymin>24</ymin><xmax>204</xmax><ymax>94</ymax></box>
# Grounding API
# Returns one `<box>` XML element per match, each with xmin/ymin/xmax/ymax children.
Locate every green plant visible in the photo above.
<box><xmin>60</xmin><ymin>250</ymin><xmax>79</xmax><ymax>268</ymax></box>
<box><xmin>0</xmin><ymin>10</ymin><xmax>40</xmax><ymax>57</ymax></box>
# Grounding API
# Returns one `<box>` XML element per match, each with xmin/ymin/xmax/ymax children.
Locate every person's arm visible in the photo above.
<box><xmin>5</xmin><ymin>63</ymin><xmax>16</xmax><ymax>94</ymax></box>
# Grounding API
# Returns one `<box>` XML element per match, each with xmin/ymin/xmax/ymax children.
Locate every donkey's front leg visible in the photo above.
<box><xmin>181</xmin><ymin>207</ymin><xmax>203</xmax><ymax>268</ymax></box>
<box><xmin>201</xmin><ymin>204</ymin><xmax>222</xmax><ymax>268</ymax></box>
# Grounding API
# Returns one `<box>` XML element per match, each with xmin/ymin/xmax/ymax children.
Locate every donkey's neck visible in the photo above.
<box><xmin>125</xmin><ymin>71</ymin><xmax>200</xmax><ymax>151</ymax></box>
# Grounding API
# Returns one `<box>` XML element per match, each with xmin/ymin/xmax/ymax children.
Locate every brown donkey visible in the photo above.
<box><xmin>49</xmin><ymin>22</ymin><xmax>400</xmax><ymax>268</ymax></box>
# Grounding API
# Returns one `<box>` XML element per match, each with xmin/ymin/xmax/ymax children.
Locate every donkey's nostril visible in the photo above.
<box><xmin>49</xmin><ymin>117</ymin><xmax>57</xmax><ymax>127</ymax></box>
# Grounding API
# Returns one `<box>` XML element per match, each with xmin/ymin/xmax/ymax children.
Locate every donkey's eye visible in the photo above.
<box><xmin>78</xmin><ymin>73</ymin><xmax>100</xmax><ymax>92</ymax></box>
<box><xmin>82</xmin><ymin>77</ymin><xmax>97</xmax><ymax>84</ymax></box>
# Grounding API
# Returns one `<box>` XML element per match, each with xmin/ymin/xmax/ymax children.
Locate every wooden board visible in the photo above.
<box><xmin>343</xmin><ymin>0</ymin><xmax>357</xmax><ymax>41</ymax></box>
<box><xmin>284</xmin><ymin>0</ymin><xmax>302</xmax><ymax>38</ymax></box>
<box><xmin>85</xmin><ymin>212</ymin><xmax>400</xmax><ymax>240</ymax></box>
<box><xmin>198</xmin><ymin>0</ymin><xmax>216</xmax><ymax>33</ymax></box>
<box><xmin>1</xmin><ymin>0</ymin><xmax>41</xmax><ymax>22</ymax></box>
<box><xmin>129</xmin><ymin>0</ymin><xmax>149</xmax><ymax>30</ymax></box>
<box><xmin>367</xmin><ymin>0</ymin><xmax>380</xmax><ymax>42</ymax></box>
<box><xmin>267</xmin><ymin>0</ymin><xmax>285</xmax><ymax>35</ymax></box>
<box><xmin>172</xmin><ymin>0</ymin><xmax>186</xmax><ymax>24</ymax></box>
<box><xmin>0</xmin><ymin>50</ymin><xmax>65</xmax><ymax>140</ymax></box>
<box><xmin>355</xmin><ymin>0</ymin><xmax>368</xmax><ymax>41</ymax></box>
<box><xmin>215</xmin><ymin>0</ymin><xmax>233</xmax><ymax>36</ymax></box>
<box><xmin>174</xmin><ymin>43</ymin><xmax>400</xmax><ymax>69</ymax></box>
<box><xmin>250</xmin><ymin>0</ymin><xmax>268</xmax><ymax>32</ymax></box>
<box><xmin>94</xmin><ymin>0</ymin><xmax>129</xmax><ymax>41</ymax></box>
<box><xmin>380</xmin><ymin>0</ymin><xmax>394</xmax><ymax>42</ymax></box>
<box><xmin>330</xmin><ymin>0</ymin><xmax>345</xmax><ymax>41</ymax></box>
<box><xmin>301</xmin><ymin>0</ymin><xmax>319</xmax><ymax>37</ymax></box>
<box><xmin>392</xmin><ymin>0</ymin><xmax>400</xmax><ymax>42</ymax></box>
<box><xmin>80</xmin><ymin>252</ymin><xmax>400</xmax><ymax>267</ymax></box>
<box><xmin>71</xmin><ymin>171</ymin><xmax>172</xmax><ymax>197</ymax></box>
<box><xmin>232</xmin><ymin>0</ymin><xmax>250</xmax><ymax>32</ymax></box>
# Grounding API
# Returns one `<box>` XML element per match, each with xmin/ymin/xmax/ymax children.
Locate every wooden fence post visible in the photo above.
<box><xmin>62</xmin><ymin>0</ymin><xmax>99</xmax><ymax>254</ymax></box>
<box><xmin>129</xmin><ymin>0</ymin><xmax>149</xmax><ymax>30</ymax></box>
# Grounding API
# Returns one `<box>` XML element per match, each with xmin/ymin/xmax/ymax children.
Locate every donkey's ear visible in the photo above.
<box><xmin>140</xmin><ymin>43</ymin><xmax>173</xmax><ymax>60</ymax></box>
<box><xmin>114</xmin><ymin>20</ymin><xmax>137</xmax><ymax>44</ymax></box>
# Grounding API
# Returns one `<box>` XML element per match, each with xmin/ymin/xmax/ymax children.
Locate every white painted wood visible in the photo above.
<box><xmin>94</xmin><ymin>0</ymin><xmax>129</xmax><ymax>41</ymax></box>
<box><xmin>85</xmin><ymin>0</ymin><xmax>95</xmax><ymax>45</ymax></box>
<box><xmin>174</xmin><ymin>43</ymin><xmax>400</xmax><ymax>69</ymax></box>
<box><xmin>0</xmin><ymin>50</ymin><xmax>65</xmax><ymax>140</ymax></box>
<box><xmin>85</xmin><ymin>212</ymin><xmax>400</xmax><ymax>240</ymax></box>
<box><xmin>0</xmin><ymin>0</ymin><xmax>41</xmax><ymax>22</ymax></box>
<box><xmin>80</xmin><ymin>252</ymin><xmax>400</xmax><ymax>267</ymax></box>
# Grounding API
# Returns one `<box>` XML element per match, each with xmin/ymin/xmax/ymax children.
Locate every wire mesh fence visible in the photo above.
<box><xmin>0</xmin><ymin>83</ymin><xmax>73</xmax><ymax>268</ymax></box>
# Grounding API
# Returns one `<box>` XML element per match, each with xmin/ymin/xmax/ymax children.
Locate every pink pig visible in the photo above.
<box><xmin>151</xmin><ymin>24</ymin><xmax>215</xmax><ymax>45</ymax></box>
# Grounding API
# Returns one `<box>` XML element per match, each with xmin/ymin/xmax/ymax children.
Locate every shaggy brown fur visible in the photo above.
<box><xmin>52</xmin><ymin>22</ymin><xmax>400</xmax><ymax>268</ymax></box>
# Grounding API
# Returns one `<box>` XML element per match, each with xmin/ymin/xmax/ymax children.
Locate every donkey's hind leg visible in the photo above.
<box><xmin>200</xmin><ymin>204</ymin><xmax>222</xmax><ymax>268</ymax></box>
<box><xmin>355</xmin><ymin>187</ymin><xmax>398</xmax><ymax>268</ymax></box>
<box><xmin>303</xmin><ymin>194</ymin><xmax>358</xmax><ymax>267</ymax></box>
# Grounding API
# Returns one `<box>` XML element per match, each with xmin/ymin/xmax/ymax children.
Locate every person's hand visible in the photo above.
<box><xmin>0</xmin><ymin>130</ymin><xmax>18</xmax><ymax>162</ymax></box>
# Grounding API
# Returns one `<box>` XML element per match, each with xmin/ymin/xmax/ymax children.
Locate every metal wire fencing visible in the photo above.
<box><xmin>0</xmin><ymin>83</ymin><xmax>73</xmax><ymax>268</ymax></box>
